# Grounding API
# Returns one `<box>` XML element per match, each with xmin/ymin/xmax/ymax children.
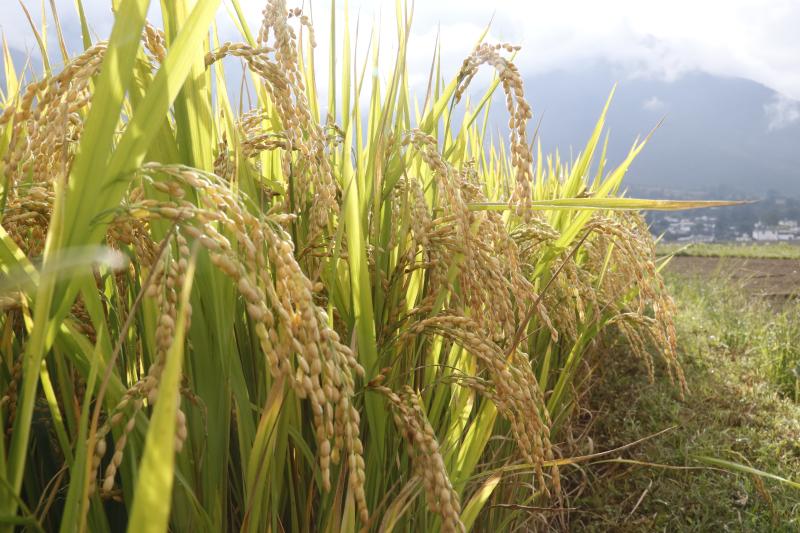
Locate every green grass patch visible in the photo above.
<box><xmin>572</xmin><ymin>274</ymin><xmax>800</xmax><ymax>531</ymax></box>
<box><xmin>657</xmin><ymin>242</ymin><xmax>800</xmax><ymax>259</ymax></box>
<box><xmin>670</xmin><ymin>275</ymin><xmax>800</xmax><ymax>400</ymax></box>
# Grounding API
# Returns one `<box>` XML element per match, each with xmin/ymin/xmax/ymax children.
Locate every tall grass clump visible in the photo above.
<box><xmin>0</xmin><ymin>1</ymin><xmax>734</xmax><ymax>531</ymax></box>
<box><xmin>666</xmin><ymin>274</ymin><xmax>800</xmax><ymax>402</ymax></box>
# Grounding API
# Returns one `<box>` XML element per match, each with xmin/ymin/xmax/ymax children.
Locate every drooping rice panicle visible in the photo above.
<box><xmin>0</xmin><ymin>2</ymin><xmax>715</xmax><ymax>531</ymax></box>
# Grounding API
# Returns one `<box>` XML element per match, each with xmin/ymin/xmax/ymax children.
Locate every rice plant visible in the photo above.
<box><xmin>0</xmin><ymin>1</ymin><xmax>734</xmax><ymax>531</ymax></box>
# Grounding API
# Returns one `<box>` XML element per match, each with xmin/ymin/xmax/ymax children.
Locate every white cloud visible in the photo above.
<box><xmin>764</xmin><ymin>93</ymin><xmax>800</xmax><ymax>131</ymax></box>
<box><xmin>3</xmin><ymin>0</ymin><xmax>799</xmax><ymax>101</ymax></box>
<box><xmin>642</xmin><ymin>96</ymin><xmax>665</xmax><ymax>111</ymax></box>
<box><xmin>330</xmin><ymin>0</ymin><xmax>800</xmax><ymax>100</ymax></box>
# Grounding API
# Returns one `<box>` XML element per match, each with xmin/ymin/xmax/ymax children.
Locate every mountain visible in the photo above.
<box><xmin>514</xmin><ymin>62</ymin><xmax>800</xmax><ymax>197</ymax></box>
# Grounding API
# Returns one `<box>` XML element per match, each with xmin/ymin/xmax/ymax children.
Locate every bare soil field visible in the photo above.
<box><xmin>666</xmin><ymin>256</ymin><xmax>800</xmax><ymax>302</ymax></box>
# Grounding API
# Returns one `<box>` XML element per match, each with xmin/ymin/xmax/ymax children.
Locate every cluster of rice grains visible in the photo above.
<box><xmin>0</xmin><ymin>0</ymin><xmax>688</xmax><ymax>530</ymax></box>
<box><xmin>579</xmin><ymin>212</ymin><xmax>685</xmax><ymax>389</ymax></box>
<box><xmin>0</xmin><ymin>42</ymin><xmax>107</xmax><ymax>256</ymax></box>
<box><xmin>90</xmin><ymin>227</ymin><xmax>191</xmax><ymax>495</ymax></box>
<box><xmin>106</xmin><ymin>162</ymin><xmax>369</xmax><ymax>521</ymax></box>
<box><xmin>399</xmin><ymin>131</ymin><xmax>551</xmax><ymax>342</ymax></box>
<box><xmin>207</xmin><ymin>0</ymin><xmax>338</xmax><ymax>240</ymax></box>
<box><xmin>398</xmin><ymin>315</ymin><xmax>560</xmax><ymax>497</ymax></box>
<box><xmin>373</xmin><ymin>384</ymin><xmax>465</xmax><ymax>533</ymax></box>
<box><xmin>0</xmin><ymin>0</ymin><xmax>368</xmax><ymax>523</ymax></box>
<box><xmin>456</xmin><ymin>42</ymin><xmax>532</xmax><ymax>208</ymax></box>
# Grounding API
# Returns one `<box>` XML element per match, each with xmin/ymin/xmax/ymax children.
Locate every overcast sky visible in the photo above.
<box><xmin>3</xmin><ymin>0</ymin><xmax>799</xmax><ymax>124</ymax></box>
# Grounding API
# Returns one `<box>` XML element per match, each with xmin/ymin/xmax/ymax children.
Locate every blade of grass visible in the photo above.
<box><xmin>694</xmin><ymin>456</ymin><xmax>800</xmax><ymax>490</ymax></box>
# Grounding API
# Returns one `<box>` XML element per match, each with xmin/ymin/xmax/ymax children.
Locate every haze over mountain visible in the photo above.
<box><xmin>518</xmin><ymin>64</ymin><xmax>800</xmax><ymax>197</ymax></box>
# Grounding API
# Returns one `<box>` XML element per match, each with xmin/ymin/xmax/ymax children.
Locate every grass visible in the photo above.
<box><xmin>571</xmin><ymin>274</ymin><xmax>800</xmax><ymax>531</ymax></box>
<box><xmin>0</xmin><ymin>1</ymin><xmax>745</xmax><ymax>531</ymax></box>
<box><xmin>657</xmin><ymin>242</ymin><xmax>800</xmax><ymax>259</ymax></box>
<box><xmin>666</xmin><ymin>272</ymin><xmax>800</xmax><ymax>402</ymax></box>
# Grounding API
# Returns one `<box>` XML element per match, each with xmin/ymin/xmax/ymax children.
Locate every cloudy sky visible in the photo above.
<box><xmin>3</xmin><ymin>0</ymin><xmax>799</xmax><ymax>97</ymax></box>
<box><xmin>3</xmin><ymin>0</ymin><xmax>799</xmax><ymax>193</ymax></box>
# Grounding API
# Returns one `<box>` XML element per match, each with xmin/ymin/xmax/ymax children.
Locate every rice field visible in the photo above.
<box><xmin>0</xmin><ymin>1</ymin><xmax>746</xmax><ymax>531</ymax></box>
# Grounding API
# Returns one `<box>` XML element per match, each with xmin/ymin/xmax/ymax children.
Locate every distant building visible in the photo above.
<box><xmin>662</xmin><ymin>215</ymin><xmax>716</xmax><ymax>242</ymax></box>
<box><xmin>646</xmin><ymin>195</ymin><xmax>800</xmax><ymax>243</ymax></box>
<box><xmin>753</xmin><ymin>224</ymin><xmax>778</xmax><ymax>241</ymax></box>
<box><xmin>752</xmin><ymin>220</ymin><xmax>800</xmax><ymax>241</ymax></box>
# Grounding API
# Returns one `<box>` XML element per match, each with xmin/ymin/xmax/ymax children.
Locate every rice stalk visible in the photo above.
<box><xmin>0</xmin><ymin>1</ymin><xmax>727</xmax><ymax>531</ymax></box>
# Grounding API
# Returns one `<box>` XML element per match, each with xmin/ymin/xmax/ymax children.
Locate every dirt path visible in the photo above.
<box><xmin>665</xmin><ymin>256</ymin><xmax>800</xmax><ymax>301</ymax></box>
